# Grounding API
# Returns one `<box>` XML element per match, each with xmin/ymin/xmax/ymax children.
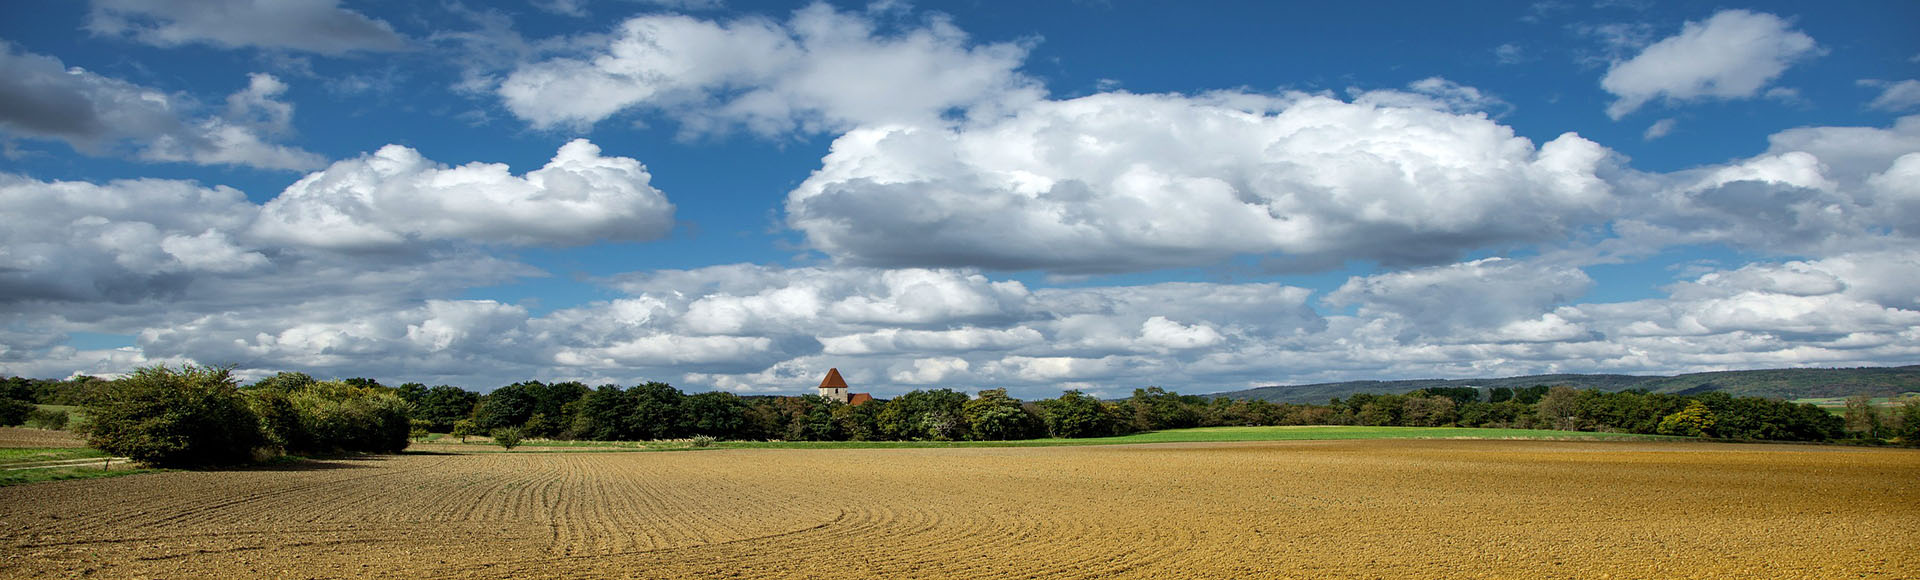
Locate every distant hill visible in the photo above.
<box><xmin>1626</xmin><ymin>366</ymin><xmax>1920</xmax><ymax>399</ymax></box>
<box><xmin>1207</xmin><ymin>365</ymin><xmax>1920</xmax><ymax>404</ymax></box>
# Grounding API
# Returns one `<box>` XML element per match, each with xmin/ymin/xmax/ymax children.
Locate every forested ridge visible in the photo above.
<box><xmin>1212</xmin><ymin>365</ymin><xmax>1920</xmax><ymax>404</ymax></box>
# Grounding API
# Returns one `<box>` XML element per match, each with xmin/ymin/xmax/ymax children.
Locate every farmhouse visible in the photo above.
<box><xmin>816</xmin><ymin>368</ymin><xmax>873</xmax><ymax>405</ymax></box>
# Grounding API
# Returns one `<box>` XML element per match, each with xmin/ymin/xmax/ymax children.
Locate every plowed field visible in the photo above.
<box><xmin>2</xmin><ymin>440</ymin><xmax>1915</xmax><ymax>579</ymax></box>
<box><xmin>0</xmin><ymin>427</ymin><xmax>85</xmax><ymax>449</ymax></box>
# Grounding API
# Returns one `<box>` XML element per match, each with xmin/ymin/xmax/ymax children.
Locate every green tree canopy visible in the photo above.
<box><xmin>1657</xmin><ymin>400</ymin><xmax>1717</xmax><ymax>437</ymax></box>
<box><xmin>84</xmin><ymin>365</ymin><xmax>263</xmax><ymax>466</ymax></box>
<box><xmin>1037</xmin><ymin>390</ymin><xmax>1118</xmax><ymax>438</ymax></box>
<box><xmin>963</xmin><ymin>388</ymin><xmax>1034</xmax><ymax>440</ymax></box>
<box><xmin>626</xmin><ymin>381</ymin><xmax>686</xmax><ymax>440</ymax></box>
<box><xmin>415</xmin><ymin>385</ymin><xmax>480</xmax><ymax>432</ymax></box>
<box><xmin>682</xmin><ymin>390</ymin><xmax>750</xmax><ymax>440</ymax></box>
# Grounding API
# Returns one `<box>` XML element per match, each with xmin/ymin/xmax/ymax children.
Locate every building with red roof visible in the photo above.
<box><xmin>816</xmin><ymin>368</ymin><xmax>872</xmax><ymax>405</ymax></box>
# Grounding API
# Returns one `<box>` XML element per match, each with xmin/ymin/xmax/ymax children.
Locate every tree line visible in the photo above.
<box><xmin>277</xmin><ymin>374</ymin><xmax>1920</xmax><ymax>445</ymax></box>
<box><xmin>4</xmin><ymin>368</ymin><xmax>1917</xmax><ymax>467</ymax></box>
<box><xmin>4</xmin><ymin>367</ymin><xmax>410</xmax><ymax>466</ymax></box>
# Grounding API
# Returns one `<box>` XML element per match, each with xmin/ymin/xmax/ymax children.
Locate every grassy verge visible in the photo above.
<box><xmin>0</xmin><ymin>447</ymin><xmax>108</xmax><ymax>465</ymax></box>
<box><xmin>0</xmin><ymin>447</ymin><xmax>156</xmax><ymax>487</ymax></box>
<box><xmin>427</xmin><ymin>425</ymin><xmax>1678</xmax><ymax>453</ymax></box>
<box><xmin>1</xmin><ymin>465</ymin><xmax>160</xmax><ymax>487</ymax></box>
<box><xmin>718</xmin><ymin>426</ymin><xmax>1676</xmax><ymax>449</ymax></box>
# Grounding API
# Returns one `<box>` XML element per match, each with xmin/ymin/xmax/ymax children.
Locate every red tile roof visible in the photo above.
<box><xmin>848</xmin><ymin>393</ymin><xmax>874</xmax><ymax>406</ymax></box>
<box><xmin>818</xmin><ymin>367</ymin><xmax>849</xmax><ymax>389</ymax></box>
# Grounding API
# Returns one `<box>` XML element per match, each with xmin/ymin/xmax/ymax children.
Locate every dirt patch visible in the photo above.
<box><xmin>0</xmin><ymin>427</ymin><xmax>85</xmax><ymax>449</ymax></box>
<box><xmin>1</xmin><ymin>439</ymin><xmax>1914</xmax><ymax>579</ymax></box>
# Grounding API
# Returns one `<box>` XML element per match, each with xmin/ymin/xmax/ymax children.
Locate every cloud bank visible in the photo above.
<box><xmin>786</xmin><ymin>88</ymin><xmax>1613</xmax><ymax>273</ymax></box>
<box><xmin>0</xmin><ymin>44</ymin><xmax>324</xmax><ymax>170</ymax></box>
<box><xmin>498</xmin><ymin>4</ymin><xmax>1041</xmax><ymax>135</ymax></box>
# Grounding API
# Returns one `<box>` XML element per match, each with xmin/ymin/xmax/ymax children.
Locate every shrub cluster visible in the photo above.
<box><xmin>83</xmin><ymin>365</ymin><xmax>264</xmax><ymax>466</ymax></box>
<box><xmin>78</xmin><ymin>366</ymin><xmax>415</xmax><ymax>467</ymax></box>
<box><xmin>249</xmin><ymin>376</ymin><xmax>413</xmax><ymax>454</ymax></box>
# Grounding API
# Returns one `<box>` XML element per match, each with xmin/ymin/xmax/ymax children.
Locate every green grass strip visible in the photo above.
<box><xmin>433</xmin><ymin>425</ymin><xmax>1677</xmax><ymax>453</ymax></box>
<box><xmin>717</xmin><ymin>426</ymin><xmax>1675</xmax><ymax>449</ymax></box>
<box><xmin>0</xmin><ymin>465</ymin><xmax>160</xmax><ymax>487</ymax></box>
<box><xmin>0</xmin><ymin>447</ymin><xmax>108</xmax><ymax>465</ymax></box>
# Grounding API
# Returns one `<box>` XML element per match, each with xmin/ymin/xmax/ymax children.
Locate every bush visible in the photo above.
<box><xmin>83</xmin><ymin>365</ymin><xmax>263</xmax><ymax>467</ymax></box>
<box><xmin>25</xmin><ymin>408</ymin><xmax>69</xmax><ymax>430</ymax></box>
<box><xmin>451</xmin><ymin>419</ymin><xmax>477</xmax><ymax>443</ymax></box>
<box><xmin>690</xmin><ymin>434</ymin><xmax>717</xmax><ymax>448</ymax></box>
<box><xmin>0</xmin><ymin>398</ymin><xmax>34</xmax><ymax>426</ymax></box>
<box><xmin>492</xmin><ymin>426</ymin><xmax>525</xmax><ymax>450</ymax></box>
<box><xmin>287</xmin><ymin>382</ymin><xmax>412</xmax><ymax>454</ymax></box>
<box><xmin>247</xmin><ymin>389</ymin><xmax>301</xmax><ymax>450</ymax></box>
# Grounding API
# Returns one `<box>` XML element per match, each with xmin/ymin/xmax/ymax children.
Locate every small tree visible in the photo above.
<box><xmin>1843</xmin><ymin>394</ymin><xmax>1884</xmax><ymax>439</ymax></box>
<box><xmin>918</xmin><ymin>410</ymin><xmax>963</xmax><ymax>441</ymax></box>
<box><xmin>1536</xmin><ymin>386</ymin><xmax>1582</xmax><ymax>431</ymax></box>
<box><xmin>492</xmin><ymin>426</ymin><xmax>525</xmax><ymax>450</ymax></box>
<box><xmin>83</xmin><ymin>365</ymin><xmax>263</xmax><ymax>467</ymax></box>
<box><xmin>410</xmin><ymin>419</ymin><xmax>432</xmax><ymax>441</ymax></box>
<box><xmin>1657</xmin><ymin>401</ymin><xmax>1716</xmax><ymax>437</ymax></box>
<box><xmin>1402</xmin><ymin>396</ymin><xmax>1458</xmax><ymax>427</ymax></box>
<box><xmin>451</xmin><ymin>419</ymin><xmax>476</xmax><ymax>443</ymax></box>
<box><xmin>1892</xmin><ymin>397</ymin><xmax>1920</xmax><ymax>446</ymax></box>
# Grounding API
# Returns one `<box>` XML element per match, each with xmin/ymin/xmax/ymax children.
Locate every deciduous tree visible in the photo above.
<box><xmin>84</xmin><ymin>365</ymin><xmax>263</xmax><ymax>466</ymax></box>
<box><xmin>1657</xmin><ymin>400</ymin><xmax>1716</xmax><ymax>437</ymax></box>
<box><xmin>1037</xmin><ymin>390</ymin><xmax>1117</xmax><ymax>438</ymax></box>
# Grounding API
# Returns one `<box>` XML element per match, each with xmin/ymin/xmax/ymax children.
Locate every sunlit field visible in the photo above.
<box><xmin>4</xmin><ymin>438</ymin><xmax>1914</xmax><ymax>579</ymax></box>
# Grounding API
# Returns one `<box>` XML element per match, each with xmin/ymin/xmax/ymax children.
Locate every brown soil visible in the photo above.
<box><xmin>0</xmin><ymin>427</ymin><xmax>85</xmax><ymax>449</ymax></box>
<box><xmin>1</xmin><ymin>440</ymin><xmax>1914</xmax><ymax>579</ymax></box>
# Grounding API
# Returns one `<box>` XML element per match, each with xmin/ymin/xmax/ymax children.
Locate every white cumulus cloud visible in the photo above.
<box><xmin>1612</xmin><ymin>115</ymin><xmax>1920</xmax><ymax>255</ymax></box>
<box><xmin>1601</xmin><ymin>10</ymin><xmax>1820</xmax><ymax>119</ymax></box>
<box><xmin>252</xmin><ymin>139</ymin><xmax>675</xmax><ymax>249</ymax></box>
<box><xmin>0</xmin><ymin>174</ymin><xmax>264</xmax><ymax>304</ymax></box>
<box><xmin>497</xmin><ymin>3</ymin><xmax>1041</xmax><ymax>135</ymax></box>
<box><xmin>787</xmin><ymin>88</ymin><xmax>1615</xmax><ymax>274</ymax></box>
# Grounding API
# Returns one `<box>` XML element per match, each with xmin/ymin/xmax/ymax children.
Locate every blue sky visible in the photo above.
<box><xmin>2</xmin><ymin>0</ymin><xmax>1916</xmax><ymax>398</ymax></box>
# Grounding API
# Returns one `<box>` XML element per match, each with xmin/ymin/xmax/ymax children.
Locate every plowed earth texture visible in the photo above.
<box><xmin>2</xmin><ymin>440</ymin><xmax>1915</xmax><ymax>579</ymax></box>
<box><xmin>0</xmin><ymin>428</ymin><xmax>85</xmax><ymax>449</ymax></box>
